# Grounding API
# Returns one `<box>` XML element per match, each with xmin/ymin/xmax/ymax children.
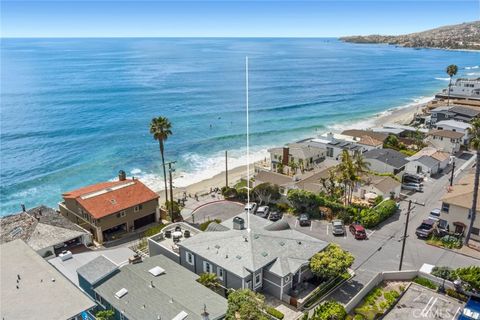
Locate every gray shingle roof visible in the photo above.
<box><xmin>364</xmin><ymin>149</ymin><xmax>408</xmax><ymax>168</ymax></box>
<box><xmin>179</xmin><ymin>213</ymin><xmax>328</xmax><ymax>278</ymax></box>
<box><xmin>93</xmin><ymin>255</ymin><xmax>227</xmax><ymax>320</ymax></box>
<box><xmin>417</xmin><ymin>155</ymin><xmax>440</xmax><ymax>168</ymax></box>
<box><xmin>77</xmin><ymin>255</ymin><xmax>118</xmax><ymax>285</ymax></box>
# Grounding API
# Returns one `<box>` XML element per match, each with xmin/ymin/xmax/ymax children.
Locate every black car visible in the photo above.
<box><xmin>402</xmin><ymin>173</ymin><xmax>424</xmax><ymax>184</ymax></box>
<box><xmin>298</xmin><ymin>214</ymin><xmax>311</xmax><ymax>226</ymax></box>
<box><xmin>269</xmin><ymin>211</ymin><xmax>282</xmax><ymax>221</ymax></box>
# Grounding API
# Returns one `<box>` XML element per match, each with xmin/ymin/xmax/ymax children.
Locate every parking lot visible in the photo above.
<box><xmin>383</xmin><ymin>283</ymin><xmax>463</xmax><ymax>320</ymax></box>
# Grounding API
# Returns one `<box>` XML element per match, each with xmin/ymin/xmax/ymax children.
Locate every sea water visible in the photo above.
<box><xmin>1</xmin><ymin>38</ymin><xmax>479</xmax><ymax>215</ymax></box>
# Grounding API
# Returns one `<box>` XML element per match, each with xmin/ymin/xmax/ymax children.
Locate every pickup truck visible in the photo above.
<box><xmin>415</xmin><ymin>218</ymin><xmax>436</xmax><ymax>239</ymax></box>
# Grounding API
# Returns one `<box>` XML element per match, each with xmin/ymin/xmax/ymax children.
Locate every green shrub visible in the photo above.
<box><xmin>353</xmin><ymin>315</ymin><xmax>365</xmax><ymax>320</ymax></box>
<box><xmin>455</xmin><ymin>266</ymin><xmax>480</xmax><ymax>291</ymax></box>
<box><xmin>432</xmin><ymin>266</ymin><xmax>456</xmax><ymax>281</ymax></box>
<box><xmin>413</xmin><ymin>277</ymin><xmax>437</xmax><ymax>290</ymax></box>
<box><xmin>199</xmin><ymin>219</ymin><xmax>222</xmax><ymax>231</ymax></box>
<box><xmin>310</xmin><ymin>301</ymin><xmax>347</xmax><ymax>320</ymax></box>
<box><xmin>275</xmin><ymin>202</ymin><xmax>291</xmax><ymax>213</ymax></box>
<box><xmin>446</xmin><ymin>288</ymin><xmax>468</xmax><ymax>302</ymax></box>
<box><xmin>144</xmin><ymin>223</ymin><xmax>165</xmax><ymax>237</ymax></box>
<box><xmin>221</xmin><ymin>186</ymin><xmax>238</xmax><ymax>199</ymax></box>
<box><xmin>266</xmin><ymin>307</ymin><xmax>284</xmax><ymax>319</ymax></box>
<box><xmin>359</xmin><ymin>200</ymin><xmax>397</xmax><ymax>228</ymax></box>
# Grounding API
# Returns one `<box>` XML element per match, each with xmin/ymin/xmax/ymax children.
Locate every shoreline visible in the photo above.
<box><xmin>158</xmin><ymin>96</ymin><xmax>432</xmax><ymax>202</ymax></box>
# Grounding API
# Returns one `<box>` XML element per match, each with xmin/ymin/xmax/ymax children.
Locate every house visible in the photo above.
<box><xmin>353</xmin><ymin>174</ymin><xmax>401</xmax><ymax>200</ymax></box>
<box><xmin>440</xmin><ymin>173</ymin><xmax>480</xmax><ymax>242</ymax></box>
<box><xmin>425</xmin><ymin>129</ymin><xmax>464</xmax><ymax>154</ymax></box>
<box><xmin>59</xmin><ymin>172</ymin><xmax>160</xmax><ymax>243</ymax></box>
<box><xmin>0</xmin><ymin>240</ymin><xmax>96</xmax><ymax>320</ymax></box>
<box><xmin>293</xmin><ymin>167</ymin><xmax>332</xmax><ymax>194</ymax></box>
<box><xmin>0</xmin><ymin>205</ymin><xmax>92</xmax><ymax>258</ymax></box>
<box><xmin>310</xmin><ymin>132</ymin><xmax>364</xmax><ymax>160</ymax></box>
<box><xmin>436</xmin><ymin>78</ymin><xmax>480</xmax><ymax>101</ymax></box>
<box><xmin>341</xmin><ymin>129</ymin><xmax>388</xmax><ymax>149</ymax></box>
<box><xmin>429</xmin><ymin>104</ymin><xmax>480</xmax><ymax>125</ymax></box>
<box><xmin>268</xmin><ymin>142</ymin><xmax>325</xmax><ymax>173</ymax></box>
<box><xmin>254</xmin><ymin>170</ymin><xmax>295</xmax><ymax>195</ymax></box>
<box><xmin>78</xmin><ymin>254</ymin><xmax>227</xmax><ymax>320</ymax></box>
<box><xmin>435</xmin><ymin>120</ymin><xmax>472</xmax><ymax>146</ymax></box>
<box><xmin>363</xmin><ymin>149</ymin><xmax>408</xmax><ymax>175</ymax></box>
<box><xmin>430</xmin><ymin>106</ymin><xmax>454</xmax><ymax>125</ymax></box>
<box><xmin>405</xmin><ymin>155</ymin><xmax>440</xmax><ymax>176</ymax></box>
<box><xmin>149</xmin><ymin>213</ymin><xmax>328</xmax><ymax>301</ymax></box>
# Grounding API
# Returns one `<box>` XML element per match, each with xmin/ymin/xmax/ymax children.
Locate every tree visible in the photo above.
<box><xmin>289</xmin><ymin>160</ymin><xmax>298</xmax><ymax>175</ymax></box>
<box><xmin>383</xmin><ymin>134</ymin><xmax>400</xmax><ymax>150</ymax></box>
<box><xmin>150</xmin><ymin>116</ymin><xmax>173</xmax><ymax>218</ymax></box>
<box><xmin>253</xmin><ymin>182</ymin><xmax>281</xmax><ymax>205</ymax></box>
<box><xmin>446</xmin><ymin>64</ymin><xmax>458</xmax><ymax>106</ymax></box>
<box><xmin>320</xmin><ymin>168</ymin><xmax>343</xmax><ymax>201</ymax></box>
<box><xmin>226</xmin><ymin>289</ymin><xmax>268</xmax><ymax>320</ymax></box>
<box><xmin>336</xmin><ymin>150</ymin><xmax>356</xmax><ymax>205</ymax></box>
<box><xmin>287</xmin><ymin>189</ymin><xmax>320</xmax><ymax>214</ymax></box>
<box><xmin>310</xmin><ymin>243</ymin><xmax>354</xmax><ymax>280</ymax></box>
<box><xmin>197</xmin><ymin>273</ymin><xmax>221</xmax><ymax>291</ymax></box>
<box><xmin>96</xmin><ymin>310</ymin><xmax>115</xmax><ymax>320</ymax></box>
<box><xmin>306</xmin><ymin>301</ymin><xmax>347</xmax><ymax>320</ymax></box>
<box><xmin>465</xmin><ymin>118</ymin><xmax>480</xmax><ymax>244</ymax></box>
<box><xmin>298</xmin><ymin>158</ymin><xmax>305</xmax><ymax>173</ymax></box>
<box><xmin>455</xmin><ymin>266</ymin><xmax>480</xmax><ymax>291</ymax></box>
<box><xmin>276</xmin><ymin>163</ymin><xmax>284</xmax><ymax>174</ymax></box>
<box><xmin>166</xmin><ymin>200</ymin><xmax>182</xmax><ymax>222</ymax></box>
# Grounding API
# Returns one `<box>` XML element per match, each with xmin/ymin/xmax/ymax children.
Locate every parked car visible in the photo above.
<box><xmin>349</xmin><ymin>224</ymin><xmax>367</xmax><ymax>240</ymax></box>
<box><xmin>332</xmin><ymin>220</ymin><xmax>345</xmax><ymax>236</ymax></box>
<box><xmin>429</xmin><ymin>208</ymin><xmax>441</xmax><ymax>220</ymax></box>
<box><xmin>403</xmin><ymin>173</ymin><xmax>424</xmax><ymax>184</ymax></box>
<box><xmin>298</xmin><ymin>214</ymin><xmax>311</xmax><ymax>226</ymax></box>
<box><xmin>402</xmin><ymin>182</ymin><xmax>424</xmax><ymax>192</ymax></box>
<box><xmin>244</xmin><ymin>202</ymin><xmax>257</xmax><ymax>213</ymax></box>
<box><xmin>415</xmin><ymin>218</ymin><xmax>436</xmax><ymax>238</ymax></box>
<box><xmin>437</xmin><ymin>219</ymin><xmax>450</xmax><ymax>237</ymax></box>
<box><xmin>269</xmin><ymin>211</ymin><xmax>282</xmax><ymax>221</ymax></box>
<box><xmin>256</xmin><ymin>206</ymin><xmax>270</xmax><ymax>218</ymax></box>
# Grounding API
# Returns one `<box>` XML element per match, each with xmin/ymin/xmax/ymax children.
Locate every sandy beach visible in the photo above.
<box><xmin>159</xmin><ymin>97</ymin><xmax>432</xmax><ymax>202</ymax></box>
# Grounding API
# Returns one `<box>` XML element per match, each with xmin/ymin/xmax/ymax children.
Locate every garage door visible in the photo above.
<box><xmin>134</xmin><ymin>213</ymin><xmax>155</xmax><ymax>229</ymax></box>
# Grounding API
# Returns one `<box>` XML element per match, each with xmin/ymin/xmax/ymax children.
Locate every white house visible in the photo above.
<box><xmin>425</xmin><ymin>129</ymin><xmax>464</xmax><ymax>154</ymax></box>
<box><xmin>437</xmin><ymin>78</ymin><xmax>480</xmax><ymax>101</ymax></box>
<box><xmin>405</xmin><ymin>147</ymin><xmax>451</xmax><ymax>176</ymax></box>
<box><xmin>310</xmin><ymin>133</ymin><xmax>364</xmax><ymax>161</ymax></box>
<box><xmin>435</xmin><ymin>120</ymin><xmax>472</xmax><ymax>146</ymax></box>
<box><xmin>268</xmin><ymin>142</ymin><xmax>325</xmax><ymax>173</ymax></box>
<box><xmin>353</xmin><ymin>174</ymin><xmax>401</xmax><ymax>200</ymax></box>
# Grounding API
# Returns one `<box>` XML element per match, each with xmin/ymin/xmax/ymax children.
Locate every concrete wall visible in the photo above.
<box><xmin>405</xmin><ymin>161</ymin><xmax>439</xmax><ymax>176</ymax></box>
<box><xmin>365</xmin><ymin>158</ymin><xmax>396</xmax><ymax>175</ymax></box>
<box><xmin>425</xmin><ymin>136</ymin><xmax>461</xmax><ymax>154</ymax></box>
<box><xmin>148</xmin><ymin>238</ymin><xmax>180</xmax><ymax>263</ymax></box>
<box><xmin>263</xmin><ymin>269</ymin><xmax>283</xmax><ymax>298</ymax></box>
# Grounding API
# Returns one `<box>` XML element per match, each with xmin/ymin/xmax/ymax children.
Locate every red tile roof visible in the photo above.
<box><xmin>63</xmin><ymin>179</ymin><xmax>159</xmax><ymax>219</ymax></box>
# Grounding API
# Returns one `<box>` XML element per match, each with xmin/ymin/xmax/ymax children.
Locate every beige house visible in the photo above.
<box><xmin>268</xmin><ymin>142</ymin><xmax>325</xmax><ymax>173</ymax></box>
<box><xmin>425</xmin><ymin>129</ymin><xmax>464</xmax><ymax>154</ymax></box>
<box><xmin>353</xmin><ymin>174</ymin><xmax>401</xmax><ymax>200</ymax></box>
<box><xmin>440</xmin><ymin>173</ymin><xmax>480</xmax><ymax>242</ymax></box>
<box><xmin>254</xmin><ymin>170</ymin><xmax>295</xmax><ymax>195</ymax></box>
<box><xmin>59</xmin><ymin>174</ymin><xmax>159</xmax><ymax>243</ymax></box>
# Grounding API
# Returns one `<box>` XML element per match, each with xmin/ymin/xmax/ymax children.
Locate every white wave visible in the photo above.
<box><xmin>465</xmin><ymin>66</ymin><xmax>479</xmax><ymax>70</ymax></box>
<box><xmin>466</xmin><ymin>72</ymin><xmax>480</xmax><ymax>76</ymax></box>
<box><xmin>435</xmin><ymin>77</ymin><xmax>450</xmax><ymax>81</ymax></box>
<box><xmin>130</xmin><ymin>168</ymin><xmax>142</xmax><ymax>175</ymax></box>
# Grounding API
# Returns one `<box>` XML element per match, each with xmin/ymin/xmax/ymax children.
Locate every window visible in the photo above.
<box><xmin>203</xmin><ymin>261</ymin><xmax>212</xmax><ymax>273</ymax></box>
<box><xmin>94</xmin><ymin>292</ymin><xmax>107</xmax><ymax>307</ymax></box>
<box><xmin>186</xmin><ymin>252</ymin><xmax>194</xmax><ymax>265</ymax></box>
<box><xmin>134</xmin><ymin>204</ymin><xmax>143</xmax><ymax>212</ymax></box>
<box><xmin>441</xmin><ymin>202</ymin><xmax>450</xmax><ymax>213</ymax></box>
<box><xmin>217</xmin><ymin>267</ymin><xmax>224</xmax><ymax>280</ymax></box>
<box><xmin>119</xmin><ymin>211</ymin><xmax>126</xmax><ymax>218</ymax></box>
<box><xmin>254</xmin><ymin>273</ymin><xmax>262</xmax><ymax>286</ymax></box>
<box><xmin>327</xmin><ymin>147</ymin><xmax>334</xmax><ymax>157</ymax></box>
<box><xmin>468</xmin><ymin>209</ymin><xmax>473</xmax><ymax>219</ymax></box>
<box><xmin>472</xmin><ymin>227</ymin><xmax>480</xmax><ymax>236</ymax></box>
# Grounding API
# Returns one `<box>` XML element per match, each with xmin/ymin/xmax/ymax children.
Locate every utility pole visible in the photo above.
<box><xmin>166</xmin><ymin>161</ymin><xmax>176</xmax><ymax>221</ymax></box>
<box><xmin>450</xmin><ymin>160</ymin><xmax>456</xmax><ymax>187</ymax></box>
<box><xmin>399</xmin><ymin>200</ymin><xmax>412</xmax><ymax>271</ymax></box>
<box><xmin>225</xmin><ymin>150</ymin><xmax>228</xmax><ymax>188</ymax></box>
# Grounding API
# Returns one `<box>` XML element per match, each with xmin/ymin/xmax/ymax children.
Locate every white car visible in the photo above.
<box><xmin>429</xmin><ymin>208</ymin><xmax>441</xmax><ymax>220</ymax></box>
<box><xmin>256</xmin><ymin>206</ymin><xmax>270</xmax><ymax>218</ymax></box>
<box><xmin>402</xmin><ymin>183</ymin><xmax>423</xmax><ymax>192</ymax></box>
<box><xmin>244</xmin><ymin>202</ymin><xmax>257</xmax><ymax>213</ymax></box>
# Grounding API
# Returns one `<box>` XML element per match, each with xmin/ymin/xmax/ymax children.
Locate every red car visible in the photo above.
<box><xmin>349</xmin><ymin>224</ymin><xmax>367</xmax><ymax>240</ymax></box>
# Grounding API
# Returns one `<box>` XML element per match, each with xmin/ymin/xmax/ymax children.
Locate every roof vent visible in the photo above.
<box><xmin>214</xmin><ymin>244</ymin><xmax>220</xmax><ymax>249</ymax></box>
<box><xmin>115</xmin><ymin>288</ymin><xmax>128</xmax><ymax>299</ymax></box>
<box><xmin>261</xmin><ymin>252</ymin><xmax>268</xmax><ymax>257</ymax></box>
<box><xmin>279</xmin><ymin>241</ymin><xmax>285</xmax><ymax>246</ymax></box>
<box><xmin>148</xmin><ymin>266</ymin><xmax>165</xmax><ymax>277</ymax></box>
<box><xmin>233</xmin><ymin>217</ymin><xmax>245</xmax><ymax>230</ymax></box>
<box><xmin>110</xmin><ymin>199</ymin><xmax>117</xmax><ymax>204</ymax></box>
<box><xmin>236</xmin><ymin>255</ymin><xmax>242</xmax><ymax>260</ymax></box>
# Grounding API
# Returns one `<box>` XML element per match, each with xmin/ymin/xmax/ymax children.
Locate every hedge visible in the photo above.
<box><xmin>413</xmin><ymin>277</ymin><xmax>437</xmax><ymax>290</ymax></box>
<box><xmin>265</xmin><ymin>307</ymin><xmax>284</xmax><ymax>319</ymax></box>
<box><xmin>358</xmin><ymin>200</ymin><xmax>397</xmax><ymax>228</ymax></box>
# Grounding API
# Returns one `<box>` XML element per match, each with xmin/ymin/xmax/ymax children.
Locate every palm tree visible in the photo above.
<box><xmin>197</xmin><ymin>273</ymin><xmax>221</xmax><ymax>291</ymax></box>
<box><xmin>446</xmin><ymin>64</ymin><xmax>458</xmax><ymax>106</ymax></box>
<box><xmin>350</xmin><ymin>152</ymin><xmax>371</xmax><ymax>204</ymax></box>
<box><xmin>150</xmin><ymin>117</ymin><xmax>172</xmax><ymax>214</ymax></box>
<box><xmin>337</xmin><ymin>150</ymin><xmax>356</xmax><ymax>205</ymax></box>
<box><xmin>289</xmin><ymin>160</ymin><xmax>298</xmax><ymax>175</ymax></box>
<box><xmin>465</xmin><ymin>119</ymin><xmax>480</xmax><ymax>244</ymax></box>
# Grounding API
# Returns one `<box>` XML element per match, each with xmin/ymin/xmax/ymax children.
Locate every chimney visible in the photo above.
<box><xmin>282</xmin><ymin>147</ymin><xmax>289</xmax><ymax>165</ymax></box>
<box><xmin>118</xmin><ymin>170</ymin><xmax>127</xmax><ymax>181</ymax></box>
<box><xmin>232</xmin><ymin>217</ymin><xmax>245</xmax><ymax>230</ymax></box>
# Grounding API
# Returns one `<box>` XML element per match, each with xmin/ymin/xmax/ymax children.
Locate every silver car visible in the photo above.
<box><xmin>402</xmin><ymin>182</ymin><xmax>424</xmax><ymax>192</ymax></box>
<box><xmin>332</xmin><ymin>220</ymin><xmax>345</xmax><ymax>236</ymax></box>
<box><xmin>244</xmin><ymin>202</ymin><xmax>257</xmax><ymax>213</ymax></box>
<box><xmin>256</xmin><ymin>206</ymin><xmax>270</xmax><ymax>218</ymax></box>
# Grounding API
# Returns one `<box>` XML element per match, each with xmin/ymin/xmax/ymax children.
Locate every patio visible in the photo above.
<box><xmin>149</xmin><ymin>222</ymin><xmax>200</xmax><ymax>254</ymax></box>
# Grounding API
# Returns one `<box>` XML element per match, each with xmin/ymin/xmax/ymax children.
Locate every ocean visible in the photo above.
<box><xmin>1</xmin><ymin>38</ymin><xmax>479</xmax><ymax>215</ymax></box>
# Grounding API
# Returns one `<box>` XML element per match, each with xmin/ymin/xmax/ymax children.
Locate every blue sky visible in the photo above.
<box><xmin>1</xmin><ymin>1</ymin><xmax>478</xmax><ymax>37</ymax></box>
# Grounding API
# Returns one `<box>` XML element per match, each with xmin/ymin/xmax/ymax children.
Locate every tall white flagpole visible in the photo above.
<box><xmin>246</xmin><ymin>56</ymin><xmax>251</xmax><ymax>233</ymax></box>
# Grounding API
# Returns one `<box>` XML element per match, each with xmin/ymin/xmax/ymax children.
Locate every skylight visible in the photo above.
<box><xmin>115</xmin><ymin>288</ymin><xmax>128</xmax><ymax>299</ymax></box>
<box><xmin>148</xmin><ymin>266</ymin><xmax>165</xmax><ymax>277</ymax></box>
<box><xmin>172</xmin><ymin>311</ymin><xmax>188</xmax><ymax>320</ymax></box>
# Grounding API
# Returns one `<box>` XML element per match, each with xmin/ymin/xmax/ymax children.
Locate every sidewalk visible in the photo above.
<box><xmin>180</xmin><ymin>192</ymin><xmax>225</xmax><ymax>220</ymax></box>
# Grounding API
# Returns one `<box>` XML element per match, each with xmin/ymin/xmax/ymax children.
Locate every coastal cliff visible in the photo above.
<box><xmin>340</xmin><ymin>21</ymin><xmax>480</xmax><ymax>50</ymax></box>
